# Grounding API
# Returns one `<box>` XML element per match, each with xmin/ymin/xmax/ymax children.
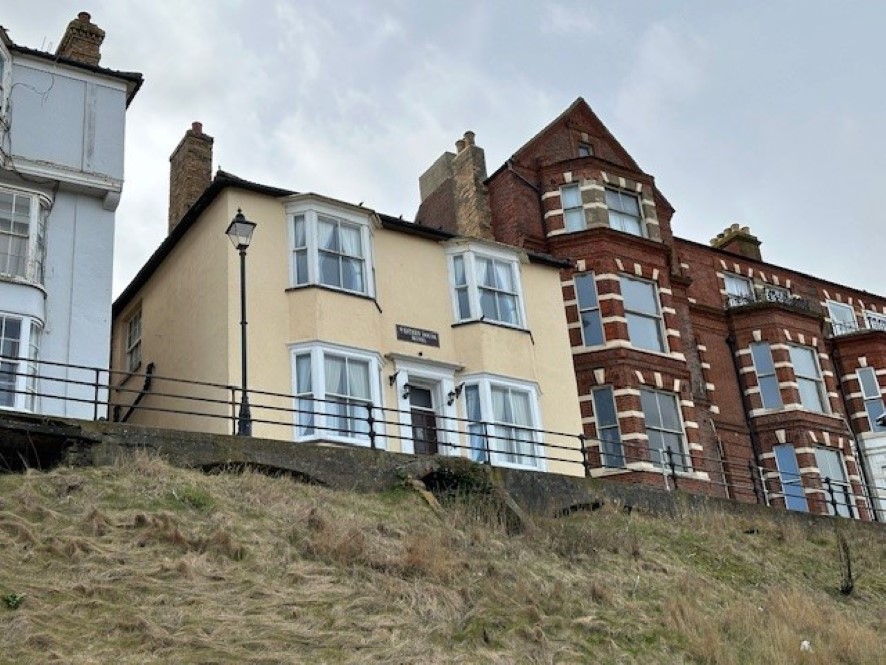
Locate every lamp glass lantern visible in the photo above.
<box><xmin>226</xmin><ymin>209</ymin><xmax>257</xmax><ymax>250</ymax></box>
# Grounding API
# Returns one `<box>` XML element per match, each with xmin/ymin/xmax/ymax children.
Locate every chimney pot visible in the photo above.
<box><xmin>56</xmin><ymin>12</ymin><xmax>105</xmax><ymax>66</ymax></box>
<box><xmin>464</xmin><ymin>131</ymin><xmax>476</xmax><ymax>147</ymax></box>
<box><xmin>191</xmin><ymin>121</ymin><xmax>203</xmax><ymax>134</ymax></box>
<box><xmin>455</xmin><ymin>139</ymin><xmax>466</xmax><ymax>152</ymax></box>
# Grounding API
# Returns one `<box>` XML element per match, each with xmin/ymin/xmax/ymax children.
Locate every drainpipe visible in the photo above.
<box><xmin>828</xmin><ymin>340</ymin><xmax>879</xmax><ymax>522</ymax></box>
<box><xmin>505</xmin><ymin>159</ymin><xmax>549</xmax><ymax>238</ymax></box>
<box><xmin>725</xmin><ymin>333</ymin><xmax>765</xmax><ymax>504</ymax></box>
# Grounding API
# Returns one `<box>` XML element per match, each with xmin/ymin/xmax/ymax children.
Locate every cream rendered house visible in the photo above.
<box><xmin>111</xmin><ymin>126</ymin><xmax>582</xmax><ymax>475</ymax></box>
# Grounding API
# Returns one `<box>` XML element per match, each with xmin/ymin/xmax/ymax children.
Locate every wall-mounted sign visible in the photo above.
<box><xmin>396</xmin><ymin>324</ymin><xmax>440</xmax><ymax>347</ymax></box>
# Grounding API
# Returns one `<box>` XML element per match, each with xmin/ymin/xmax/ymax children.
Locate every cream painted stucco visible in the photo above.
<box><xmin>111</xmin><ymin>188</ymin><xmax>584</xmax><ymax>476</ymax></box>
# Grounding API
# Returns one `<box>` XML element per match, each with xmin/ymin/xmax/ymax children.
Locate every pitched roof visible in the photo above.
<box><xmin>113</xmin><ymin>170</ymin><xmax>294</xmax><ymax>315</ymax></box>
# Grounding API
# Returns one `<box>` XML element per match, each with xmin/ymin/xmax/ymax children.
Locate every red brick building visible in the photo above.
<box><xmin>416</xmin><ymin>98</ymin><xmax>886</xmax><ymax>520</ymax></box>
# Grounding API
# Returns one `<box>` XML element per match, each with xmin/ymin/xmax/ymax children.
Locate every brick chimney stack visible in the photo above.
<box><xmin>55</xmin><ymin>12</ymin><xmax>105</xmax><ymax>66</ymax></box>
<box><xmin>416</xmin><ymin>131</ymin><xmax>494</xmax><ymax>240</ymax></box>
<box><xmin>710</xmin><ymin>223</ymin><xmax>762</xmax><ymax>262</ymax></box>
<box><xmin>168</xmin><ymin>122</ymin><xmax>214</xmax><ymax>233</ymax></box>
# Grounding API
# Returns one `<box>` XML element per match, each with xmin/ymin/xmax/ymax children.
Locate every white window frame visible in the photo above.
<box><xmin>863</xmin><ymin>310</ymin><xmax>886</xmax><ymax>332</ymax></box>
<box><xmin>640</xmin><ymin>388</ymin><xmax>690</xmax><ymax>471</ymax></box>
<box><xmin>750</xmin><ymin>342</ymin><xmax>783</xmax><ymax>409</ymax></box>
<box><xmin>827</xmin><ymin>300</ymin><xmax>858</xmax><ymax>336</ymax></box>
<box><xmin>461</xmin><ymin>373</ymin><xmax>544</xmax><ymax>471</ymax></box>
<box><xmin>389</xmin><ymin>356</ymin><xmax>460</xmax><ymax>456</ymax></box>
<box><xmin>446</xmin><ymin>243</ymin><xmax>527</xmax><ymax>328</ymax></box>
<box><xmin>560</xmin><ymin>184</ymin><xmax>586</xmax><ymax>232</ymax></box>
<box><xmin>125</xmin><ymin>309</ymin><xmax>142</xmax><ymax>373</ymax></box>
<box><xmin>286</xmin><ymin>200</ymin><xmax>375</xmax><ymax>297</ymax></box>
<box><xmin>724</xmin><ymin>273</ymin><xmax>754</xmax><ymax>307</ymax></box>
<box><xmin>605</xmin><ymin>187</ymin><xmax>645</xmax><ymax>237</ymax></box>
<box><xmin>857</xmin><ymin>367</ymin><xmax>886</xmax><ymax>432</ymax></box>
<box><xmin>575</xmin><ymin>272</ymin><xmax>605</xmax><ymax>347</ymax></box>
<box><xmin>619</xmin><ymin>274</ymin><xmax>667</xmax><ymax>353</ymax></box>
<box><xmin>0</xmin><ymin>312</ymin><xmax>42</xmax><ymax>413</ymax></box>
<box><xmin>788</xmin><ymin>344</ymin><xmax>828</xmax><ymax>413</ymax></box>
<box><xmin>0</xmin><ymin>186</ymin><xmax>49</xmax><ymax>285</ymax></box>
<box><xmin>290</xmin><ymin>342</ymin><xmax>383</xmax><ymax>447</ymax></box>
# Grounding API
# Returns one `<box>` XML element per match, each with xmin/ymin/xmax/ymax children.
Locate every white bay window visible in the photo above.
<box><xmin>291</xmin><ymin>343</ymin><xmax>382</xmax><ymax>446</ymax></box>
<box><xmin>463</xmin><ymin>376</ymin><xmax>542</xmax><ymax>469</ymax></box>
<box><xmin>288</xmin><ymin>203</ymin><xmax>374</xmax><ymax>296</ymax></box>
<box><xmin>448</xmin><ymin>245</ymin><xmax>525</xmax><ymax>327</ymax></box>
<box><xmin>0</xmin><ymin>188</ymin><xmax>48</xmax><ymax>285</ymax></box>
<box><xmin>0</xmin><ymin>314</ymin><xmax>42</xmax><ymax>412</ymax></box>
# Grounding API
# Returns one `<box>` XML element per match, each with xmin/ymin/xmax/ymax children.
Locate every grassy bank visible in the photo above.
<box><xmin>1</xmin><ymin>453</ymin><xmax>883</xmax><ymax>663</ymax></box>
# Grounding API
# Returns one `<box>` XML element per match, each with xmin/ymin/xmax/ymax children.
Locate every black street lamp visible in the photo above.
<box><xmin>226</xmin><ymin>208</ymin><xmax>257</xmax><ymax>436</ymax></box>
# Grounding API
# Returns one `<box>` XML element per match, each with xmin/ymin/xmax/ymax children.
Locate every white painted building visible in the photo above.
<box><xmin>0</xmin><ymin>13</ymin><xmax>141</xmax><ymax>417</ymax></box>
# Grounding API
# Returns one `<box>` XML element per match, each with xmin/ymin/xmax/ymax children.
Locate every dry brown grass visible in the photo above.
<box><xmin>0</xmin><ymin>451</ymin><xmax>883</xmax><ymax>663</ymax></box>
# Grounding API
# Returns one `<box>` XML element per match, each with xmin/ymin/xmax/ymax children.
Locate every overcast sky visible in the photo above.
<box><xmin>6</xmin><ymin>1</ymin><xmax>885</xmax><ymax>297</ymax></box>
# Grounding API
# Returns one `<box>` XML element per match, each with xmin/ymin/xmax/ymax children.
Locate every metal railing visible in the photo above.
<box><xmin>1</xmin><ymin>354</ymin><xmax>884</xmax><ymax>522</ymax></box>
<box><xmin>726</xmin><ymin>288</ymin><xmax>813</xmax><ymax>313</ymax></box>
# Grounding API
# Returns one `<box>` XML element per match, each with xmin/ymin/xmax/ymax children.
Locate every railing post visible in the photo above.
<box><xmin>366</xmin><ymin>402</ymin><xmax>377</xmax><ymax>450</ymax></box>
<box><xmin>93</xmin><ymin>368</ymin><xmax>101</xmax><ymax>421</ymax></box>
<box><xmin>757</xmin><ymin>465</ymin><xmax>770</xmax><ymax>507</ymax></box>
<box><xmin>749</xmin><ymin>461</ymin><xmax>761</xmax><ymax>504</ymax></box>
<box><xmin>229</xmin><ymin>387</ymin><xmax>237</xmax><ymax>435</ymax></box>
<box><xmin>482</xmin><ymin>422</ymin><xmax>492</xmax><ymax>465</ymax></box>
<box><xmin>666</xmin><ymin>447</ymin><xmax>678</xmax><ymax>490</ymax></box>
<box><xmin>578</xmin><ymin>433</ymin><xmax>590</xmax><ymax>477</ymax></box>
<box><xmin>840</xmin><ymin>482</ymin><xmax>855</xmax><ymax>519</ymax></box>
<box><xmin>824</xmin><ymin>477</ymin><xmax>837</xmax><ymax>516</ymax></box>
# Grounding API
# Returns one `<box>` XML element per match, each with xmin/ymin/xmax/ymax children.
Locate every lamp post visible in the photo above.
<box><xmin>226</xmin><ymin>209</ymin><xmax>257</xmax><ymax>436</ymax></box>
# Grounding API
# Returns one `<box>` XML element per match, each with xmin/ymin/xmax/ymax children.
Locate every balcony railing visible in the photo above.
<box><xmin>726</xmin><ymin>287</ymin><xmax>813</xmax><ymax>313</ymax></box>
<box><xmin>0</xmin><ymin>354</ymin><xmax>884</xmax><ymax>522</ymax></box>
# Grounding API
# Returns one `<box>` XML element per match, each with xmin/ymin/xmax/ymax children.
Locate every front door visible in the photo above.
<box><xmin>410</xmin><ymin>386</ymin><xmax>438</xmax><ymax>455</ymax></box>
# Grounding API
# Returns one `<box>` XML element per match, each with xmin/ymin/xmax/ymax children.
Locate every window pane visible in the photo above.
<box><xmin>621</xmin><ymin>277</ymin><xmax>657</xmax><ymax>315</ymax></box>
<box><xmin>456</xmin><ymin>286</ymin><xmax>471</xmax><ymax>320</ymax></box>
<box><xmin>453</xmin><ymin>255</ymin><xmax>466</xmax><ymax>286</ymax></box>
<box><xmin>479</xmin><ymin>289</ymin><xmax>497</xmax><ymax>320</ymax></box>
<box><xmin>625</xmin><ymin>313</ymin><xmax>664</xmax><ymax>352</ymax></box>
<box><xmin>659</xmin><ymin>393</ymin><xmax>681</xmax><ymax>431</ymax></box>
<box><xmin>319</xmin><ymin>252</ymin><xmax>341</xmax><ymax>287</ymax></box>
<box><xmin>498</xmin><ymin>293</ymin><xmax>519</xmax><ymax>325</ymax></box>
<box><xmin>798</xmin><ymin>378</ymin><xmax>825</xmax><ymax>412</ymax></box>
<box><xmin>858</xmin><ymin>367</ymin><xmax>879</xmax><ymax>398</ymax></box>
<box><xmin>773</xmin><ymin>444</ymin><xmax>808</xmax><ymax>512</ymax></box>
<box><xmin>293</xmin><ymin>216</ymin><xmax>306</xmax><ymax>247</ymax></box>
<box><xmin>295</xmin><ymin>250</ymin><xmax>308</xmax><ymax>284</ymax></box>
<box><xmin>593</xmin><ymin>387</ymin><xmax>617</xmax><ymax>427</ymax></box>
<box><xmin>789</xmin><ymin>346</ymin><xmax>818</xmax><ymax>378</ymax></box>
<box><xmin>564</xmin><ymin>209</ymin><xmax>585</xmax><ymax>232</ymax></box>
<box><xmin>575</xmin><ymin>274</ymin><xmax>598</xmax><ymax>309</ymax></box>
<box><xmin>347</xmin><ymin>359</ymin><xmax>370</xmax><ymax>399</ymax></box>
<box><xmin>640</xmin><ymin>390</ymin><xmax>660</xmax><ymax>428</ymax></box>
<box><xmin>581</xmin><ymin>311</ymin><xmax>604</xmax><ymax>346</ymax></box>
<box><xmin>341</xmin><ymin>257</ymin><xmax>364</xmax><ymax>292</ymax></box>
<box><xmin>759</xmin><ymin>376</ymin><xmax>783</xmax><ymax>409</ymax></box>
<box><xmin>561</xmin><ymin>184</ymin><xmax>581</xmax><ymax>208</ymax></box>
<box><xmin>750</xmin><ymin>343</ymin><xmax>775</xmax><ymax>374</ymax></box>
